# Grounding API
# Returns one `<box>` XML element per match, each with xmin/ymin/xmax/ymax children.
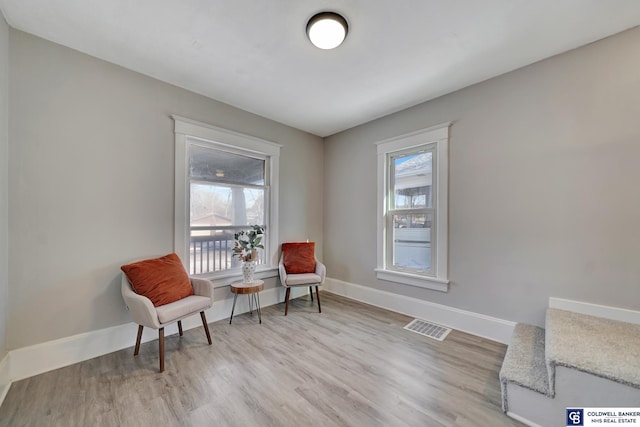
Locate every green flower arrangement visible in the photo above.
<box><xmin>232</xmin><ymin>225</ymin><xmax>265</xmax><ymax>262</ymax></box>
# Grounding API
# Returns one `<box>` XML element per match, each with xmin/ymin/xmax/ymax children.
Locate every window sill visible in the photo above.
<box><xmin>192</xmin><ymin>266</ymin><xmax>279</xmax><ymax>289</ymax></box>
<box><xmin>374</xmin><ymin>269</ymin><xmax>449</xmax><ymax>292</ymax></box>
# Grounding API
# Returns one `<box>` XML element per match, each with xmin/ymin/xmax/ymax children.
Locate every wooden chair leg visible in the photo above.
<box><xmin>134</xmin><ymin>325</ymin><xmax>143</xmax><ymax>356</ymax></box>
<box><xmin>200</xmin><ymin>311</ymin><xmax>212</xmax><ymax>345</ymax></box>
<box><xmin>315</xmin><ymin>286</ymin><xmax>322</xmax><ymax>313</ymax></box>
<box><xmin>309</xmin><ymin>286</ymin><xmax>313</xmax><ymax>301</ymax></box>
<box><xmin>178</xmin><ymin>320</ymin><xmax>183</xmax><ymax>336</ymax></box>
<box><xmin>159</xmin><ymin>327</ymin><xmax>165</xmax><ymax>373</ymax></box>
<box><xmin>284</xmin><ymin>287</ymin><xmax>291</xmax><ymax>316</ymax></box>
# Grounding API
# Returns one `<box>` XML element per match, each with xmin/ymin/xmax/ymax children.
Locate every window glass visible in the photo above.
<box><xmin>392</xmin><ymin>212</ymin><xmax>432</xmax><ymax>271</ymax></box>
<box><xmin>392</xmin><ymin>151</ymin><xmax>432</xmax><ymax>209</ymax></box>
<box><xmin>387</xmin><ymin>146</ymin><xmax>435</xmax><ymax>275</ymax></box>
<box><xmin>189</xmin><ymin>145</ymin><xmax>264</xmax><ymax>185</ymax></box>
<box><xmin>188</xmin><ymin>145</ymin><xmax>267</xmax><ymax>275</ymax></box>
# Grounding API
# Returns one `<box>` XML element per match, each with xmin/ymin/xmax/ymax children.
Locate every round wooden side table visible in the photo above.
<box><xmin>229</xmin><ymin>280</ymin><xmax>264</xmax><ymax>324</ymax></box>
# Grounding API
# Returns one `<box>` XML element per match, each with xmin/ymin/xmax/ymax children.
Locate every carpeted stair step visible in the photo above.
<box><xmin>545</xmin><ymin>308</ymin><xmax>640</xmax><ymax>392</ymax></box>
<box><xmin>499</xmin><ymin>323</ymin><xmax>551</xmax><ymax>412</ymax></box>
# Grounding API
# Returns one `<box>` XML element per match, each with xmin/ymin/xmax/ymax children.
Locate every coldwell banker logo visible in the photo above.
<box><xmin>567</xmin><ymin>408</ymin><xmax>584</xmax><ymax>426</ymax></box>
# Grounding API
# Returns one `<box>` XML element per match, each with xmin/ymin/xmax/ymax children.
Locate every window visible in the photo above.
<box><xmin>174</xmin><ymin>116</ymin><xmax>280</xmax><ymax>281</ymax></box>
<box><xmin>376</xmin><ymin>123</ymin><xmax>450</xmax><ymax>291</ymax></box>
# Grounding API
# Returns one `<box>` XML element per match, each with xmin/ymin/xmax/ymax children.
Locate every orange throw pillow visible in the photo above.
<box><xmin>282</xmin><ymin>242</ymin><xmax>316</xmax><ymax>274</ymax></box>
<box><xmin>121</xmin><ymin>253</ymin><xmax>193</xmax><ymax>307</ymax></box>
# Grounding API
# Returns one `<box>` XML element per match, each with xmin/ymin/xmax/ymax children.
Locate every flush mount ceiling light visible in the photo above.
<box><xmin>306</xmin><ymin>12</ymin><xmax>348</xmax><ymax>49</ymax></box>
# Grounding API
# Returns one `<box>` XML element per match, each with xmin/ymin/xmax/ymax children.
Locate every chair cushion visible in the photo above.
<box><xmin>282</xmin><ymin>242</ymin><xmax>316</xmax><ymax>274</ymax></box>
<box><xmin>121</xmin><ymin>253</ymin><xmax>193</xmax><ymax>307</ymax></box>
<box><xmin>285</xmin><ymin>273</ymin><xmax>322</xmax><ymax>286</ymax></box>
<box><xmin>155</xmin><ymin>295</ymin><xmax>212</xmax><ymax>324</ymax></box>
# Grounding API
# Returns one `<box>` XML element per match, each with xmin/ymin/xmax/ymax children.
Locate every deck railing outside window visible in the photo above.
<box><xmin>189</xmin><ymin>227</ymin><xmax>265</xmax><ymax>275</ymax></box>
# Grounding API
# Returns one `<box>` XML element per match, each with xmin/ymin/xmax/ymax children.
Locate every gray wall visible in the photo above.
<box><xmin>8</xmin><ymin>30</ymin><xmax>323</xmax><ymax>349</ymax></box>
<box><xmin>324</xmin><ymin>26</ymin><xmax>640</xmax><ymax>327</ymax></box>
<box><xmin>6</xmin><ymin>21</ymin><xmax>640</xmax><ymax>351</ymax></box>
<box><xmin>0</xmin><ymin>14</ymin><xmax>8</xmax><ymax>358</ymax></box>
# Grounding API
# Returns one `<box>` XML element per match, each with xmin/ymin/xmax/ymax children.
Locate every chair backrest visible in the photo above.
<box><xmin>121</xmin><ymin>273</ymin><xmax>135</xmax><ymax>297</ymax></box>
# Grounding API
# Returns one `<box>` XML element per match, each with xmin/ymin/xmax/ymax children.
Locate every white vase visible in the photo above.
<box><xmin>242</xmin><ymin>260</ymin><xmax>256</xmax><ymax>283</ymax></box>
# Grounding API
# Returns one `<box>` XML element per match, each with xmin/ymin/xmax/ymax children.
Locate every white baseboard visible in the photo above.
<box><xmin>549</xmin><ymin>297</ymin><xmax>640</xmax><ymax>325</ymax></box>
<box><xmin>323</xmin><ymin>278</ymin><xmax>516</xmax><ymax>344</ymax></box>
<box><xmin>6</xmin><ymin>286</ymin><xmax>306</xmax><ymax>384</ymax></box>
<box><xmin>0</xmin><ymin>353</ymin><xmax>9</xmax><ymax>408</ymax></box>
<box><xmin>506</xmin><ymin>411</ymin><xmax>543</xmax><ymax>427</ymax></box>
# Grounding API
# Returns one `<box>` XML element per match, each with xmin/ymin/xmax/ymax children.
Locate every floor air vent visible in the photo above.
<box><xmin>404</xmin><ymin>319</ymin><xmax>452</xmax><ymax>341</ymax></box>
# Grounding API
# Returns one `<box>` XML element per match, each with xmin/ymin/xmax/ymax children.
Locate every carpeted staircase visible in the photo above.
<box><xmin>500</xmin><ymin>308</ymin><xmax>640</xmax><ymax>426</ymax></box>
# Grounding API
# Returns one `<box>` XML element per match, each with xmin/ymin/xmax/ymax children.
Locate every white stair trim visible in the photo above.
<box><xmin>505</xmin><ymin>411</ymin><xmax>544</xmax><ymax>427</ymax></box>
<box><xmin>549</xmin><ymin>297</ymin><xmax>640</xmax><ymax>325</ymax></box>
<box><xmin>323</xmin><ymin>277</ymin><xmax>515</xmax><ymax>344</ymax></box>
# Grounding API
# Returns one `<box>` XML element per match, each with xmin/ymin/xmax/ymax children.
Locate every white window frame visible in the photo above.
<box><xmin>375</xmin><ymin>123</ymin><xmax>450</xmax><ymax>292</ymax></box>
<box><xmin>173</xmin><ymin>116</ymin><xmax>281</xmax><ymax>287</ymax></box>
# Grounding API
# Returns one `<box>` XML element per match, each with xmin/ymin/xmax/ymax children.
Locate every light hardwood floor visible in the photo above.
<box><xmin>0</xmin><ymin>292</ymin><xmax>523</xmax><ymax>427</ymax></box>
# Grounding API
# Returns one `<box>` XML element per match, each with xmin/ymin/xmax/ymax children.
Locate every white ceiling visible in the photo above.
<box><xmin>1</xmin><ymin>1</ymin><xmax>640</xmax><ymax>137</ymax></box>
